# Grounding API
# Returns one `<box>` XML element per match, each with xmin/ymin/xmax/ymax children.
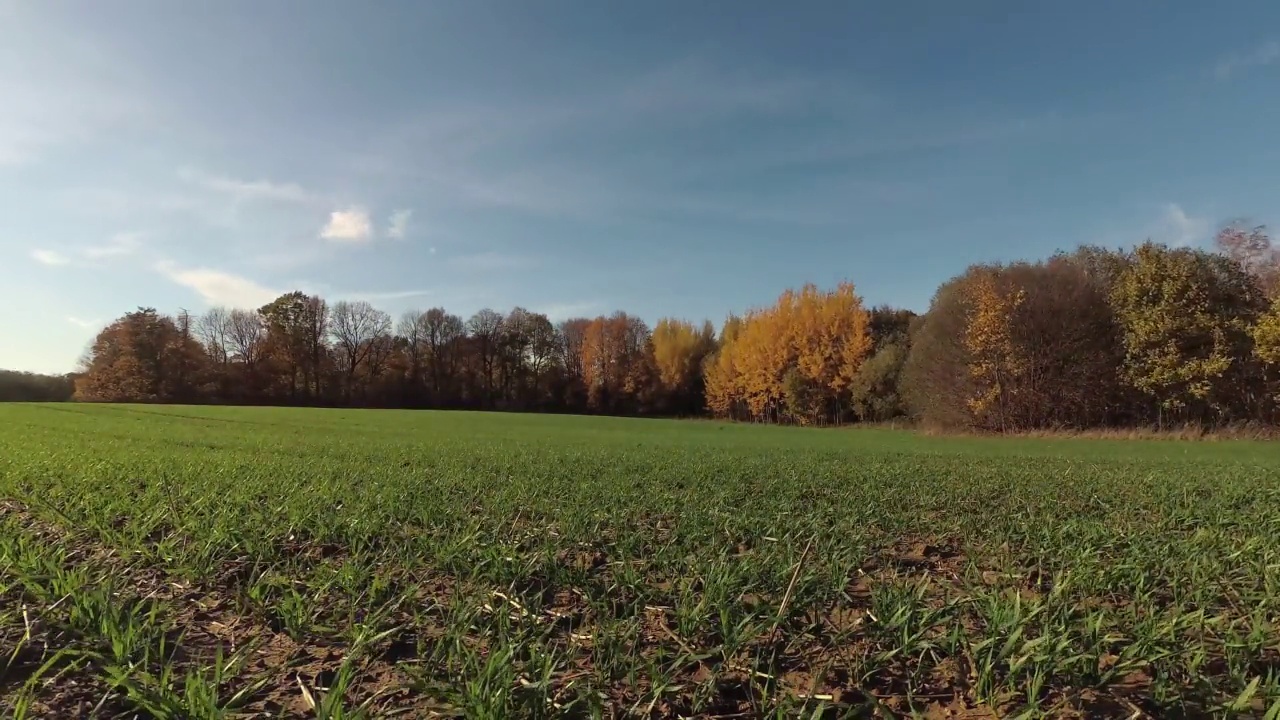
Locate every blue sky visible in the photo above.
<box><xmin>3</xmin><ymin>1</ymin><xmax>1280</xmax><ymax>373</ymax></box>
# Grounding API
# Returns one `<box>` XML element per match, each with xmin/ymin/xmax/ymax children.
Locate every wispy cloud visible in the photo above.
<box><xmin>356</xmin><ymin>57</ymin><xmax>1088</xmax><ymax>227</ymax></box>
<box><xmin>350</xmin><ymin>57</ymin><xmax>884</xmax><ymax>222</ymax></box>
<box><xmin>29</xmin><ymin>234</ymin><xmax>142</xmax><ymax>270</ymax></box>
<box><xmin>359</xmin><ymin>58</ymin><xmax>856</xmax><ymax>171</ymax></box>
<box><xmin>178</xmin><ymin>168</ymin><xmax>318</xmax><ymax>205</ymax></box>
<box><xmin>30</xmin><ymin>249</ymin><xmax>71</xmax><ymax>266</ymax></box>
<box><xmin>1214</xmin><ymin>39</ymin><xmax>1280</xmax><ymax>80</ymax></box>
<box><xmin>83</xmin><ymin>232</ymin><xmax>143</xmax><ymax>259</ymax></box>
<box><xmin>57</xmin><ymin>185</ymin><xmax>241</xmax><ymax>230</ymax></box>
<box><xmin>65</xmin><ymin>316</ymin><xmax>100</xmax><ymax>330</ymax></box>
<box><xmin>1157</xmin><ymin>203</ymin><xmax>1211</xmax><ymax>248</ymax></box>
<box><xmin>386</xmin><ymin>209</ymin><xmax>412</xmax><ymax>239</ymax></box>
<box><xmin>154</xmin><ymin>261</ymin><xmax>279</xmax><ymax>309</ymax></box>
<box><xmin>321</xmin><ymin>208</ymin><xmax>374</xmax><ymax>243</ymax></box>
<box><xmin>700</xmin><ymin>112</ymin><xmax>1110</xmax><ymax>179</ymax></box>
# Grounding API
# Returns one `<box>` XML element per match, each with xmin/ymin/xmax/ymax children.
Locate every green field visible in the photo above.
<box><xmin>2</xmin><ymin>404</ymin><xmax>1279</xmax><ymax>718</ymax></box>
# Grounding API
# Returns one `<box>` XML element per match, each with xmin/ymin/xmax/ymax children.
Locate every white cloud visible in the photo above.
<box><xmin>178</xmin><ymin>168</ymin><xmax>317</xmax><ymax>204</ymax></box>
<box><xmin>30</xmin><ymin>249</ymin><xmax>70</xmax><ymax>266</ymax></box>
<box><xmin>154</xmin><ymin>261</ymin><xmax>279</xmax><ymax>309</ymax></box>
<box><xmin>65</xmin><ymin>316</ymin><xmax>99</xmax><ymax>330</ymax></box>
<box><xmin>82</xmin><ymin>232</ymin><xmax>142</xmax><ymax>259</ymax></box>
<box><xmin>321</xmin><ymin>208</ymin><xmax>374</xmax><ymax>243</ymax></box>
<box><xmin>387</xmin><ymin>209</ymin><xmax>412</xmax><ymax>239</ymax></box>
<box><xmin>1214</xmin><ymin>39</ymin><xmax>1280</xmax><ymax>80</ymax></box>
<box><xmin>1158</xmin><ymin>203</ymin><xmax>1210</xmax><ymax>248</ymax></box>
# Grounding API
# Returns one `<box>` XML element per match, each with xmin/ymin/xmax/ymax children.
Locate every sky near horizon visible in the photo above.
<box><xmin>3</xmin><ymin>1</ymin><xmax>1280</xmax><ymax>373</ymax></box>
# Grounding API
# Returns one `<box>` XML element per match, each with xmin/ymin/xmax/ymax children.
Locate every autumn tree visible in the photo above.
<box><xmin>1006</xmin><ymin>259</ymin><xmax>1128</xmax><ymax>429</ymax></box>
<box><xmin>906</xmin><ymin>253</ymin><xmax>1130</xmax><ymax>432</ymax></box>
<box><xmin>962</xmin><ymin>270</ymin><xmax>1026</xmax><ymax>431</ymax></box>
<box><xmin>259</xmin><ymin>292</ymin><xmax>330</xmax><ymax>401</ymax></box>
<box><xmin>581</xmin><ymin>315</ymin><xmax>615</xmax><ymax>411</ymax></box>
<box><xmin>54</xmin><ymin>229</ymin><xmax>1280</xmax><ymax>430</ymax></box>
<box><xmin>581</xmin><ymin>312</ymin><xmax>651</xmax><ymax>413</ymax></box>
<box><xmin>703</xmin><ymin>284</ymin><xmax>873</xmax><ymax>425</ymax></box>
<box><xmin>702</xmin><ymin>321</ymin><xmax>740</xmax><ymax>420</ymax></box>
<box><xmin>792</xmin><ymin>282</ymin><xmax>873</xmax><ymax>422</ymax></box>
<box><xmin>731</xmin><ymin>298</ymin><xmax>796</xmax><ymax>422</ymax></box>
<box><xmin>651</xmin><ymin>318</ymin><xmax>717</xmax><ymax>414</ymax></box>
<box><xmin>1254</xmin><ymin>298</ymin><xmax>1280</xmax><ymax>366</ymax></box>
<box><xmin>703</xmin><ymin>314</ymin><xmax>747</xmax><ymax>419</ymax></box>
<box><xmin>1112</xmin><ymin>242</ymin><xmax>1265</xmax><ymax>425</ymax></box>
<box><xmin>1249</xmin><ymin>297</ymin><xmax>1280</xmax><ymax>414</ymax></box>
<box><xmin>75</xmin><ymin>308</ymin><xmax>205</xmax><ymax>403</ymax></box>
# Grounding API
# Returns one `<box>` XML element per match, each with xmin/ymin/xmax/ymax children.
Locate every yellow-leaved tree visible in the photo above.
<box><xmin>703</xmin><ymin>315</ymin><xmax>744</xmax><ymax>419</ymax></box>
<box><xmin>651</xmin><ymin>318</ymin><xmax>717</xmax><ymax>413</ymax></box>
<box><xmin>1111</xmin><ymin>242</ymin><xmax>1263</xmax><ymax>425</ymax></box>
<box><xmin>701</xmin><ymin>283</ymin><xmax>874</xmax><ymax>424</ymax></box>
<box><xmin>963</xmin><ymin>271</ymin><xmax>1026</xmax><ymax>431</ymax></box>
<box><xmin>792</xmin><ymin>282</ymin><xmax>873</xmax><ymax>423</ymax></box>
<box><xmin>1254</xmin><ymin>298</ymin><xmax>1280</xmax><ymax>366</ymax></box>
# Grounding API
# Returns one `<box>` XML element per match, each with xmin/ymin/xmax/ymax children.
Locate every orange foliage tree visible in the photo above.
<box><xmin>962</xmin><ymin>271</ymin><xmax>1027</xmax><ymax>431</ymax></box>
<box><xmin>703</xmin><ymin>283</ymin><xmax>873</xmax><ymax>424</ymax></box>
<box><xmin>651</xmin><ymin>318</ymin><xmax>718</xmax><ymax>414</ymax></box>
<box><xmin>75</xmin><ymin>308</ymin><xmax>206</xmax><ymax>402</ymax></box>
<box><xmin>581</xmin><ymin>312</ymin><xmax>651</xmax><ymax>413</ymax></box>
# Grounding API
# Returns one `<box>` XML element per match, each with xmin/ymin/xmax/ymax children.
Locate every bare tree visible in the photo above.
<box><xmin>500</xmin><ymin>307</ymin><xmax>535</xmax><ymax>403</ymax></box>
<box><xmin>330</xmin><ymin>300</ymin><xmax>392</xmax><ymax>401</ymax></box>
<box><xmin>226</xmin><ymin>309</ymin><xmax>265</xmax><ymax>368</ymax></box>
<box><xmin>196</xmin><ymin>307</ymin><xmax>233</xmax><ymax>366</ymax></box>
<box><xmin>397</xmin><ymin>309</ymin><xmax>424</xmax><ymax>375</ymax></box>
<box><xmin>525</xmin><ymin>312</ymin><xmax>559</xmax><ymax>379</ymax></box>
<box><xmin>422</xmin><ymin>308</ymin><xmax>464</xmax><ymax>403</ymax></box>
<box><xmin>303</xmin><ymin>295</ymin><xmax>329</xmax><ymax>399</ymax></box>
<box><xmin>1216</xmin><ymin>224</ymin><xmax>1279</xmax><ymax>297</ymax></box>
<box><xmin>365</xmin><ymin>334</ymin><xmax>395</xmax><ymax>382</ymax></box>
<box><xmin>467</xmin><ymin>308</ymin><xmax>504</xmax><ymax>405</ymax></box>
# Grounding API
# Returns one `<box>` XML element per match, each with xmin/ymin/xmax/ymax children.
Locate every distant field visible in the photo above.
<box><xmin>2</xmin><ymin>404</ymin><xmax>1279</xmax><ymax>718</ymax></box>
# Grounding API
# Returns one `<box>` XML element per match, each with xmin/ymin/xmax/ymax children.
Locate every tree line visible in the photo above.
<box><xmin>0</xmin><ymin>370</ymin><xmax>75</xmax><ymax>402</ymax></box>
<box><xmin>43</xmin><ymin>225</ymin><xmax>1280</xmax><ymax>431</ymax></box>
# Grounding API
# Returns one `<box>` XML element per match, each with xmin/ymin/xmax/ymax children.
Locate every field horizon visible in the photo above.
<box><xmin>3</xmin><ymin>403</ymin><xmax>1279</xmax><ymax>717</ymax></box>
